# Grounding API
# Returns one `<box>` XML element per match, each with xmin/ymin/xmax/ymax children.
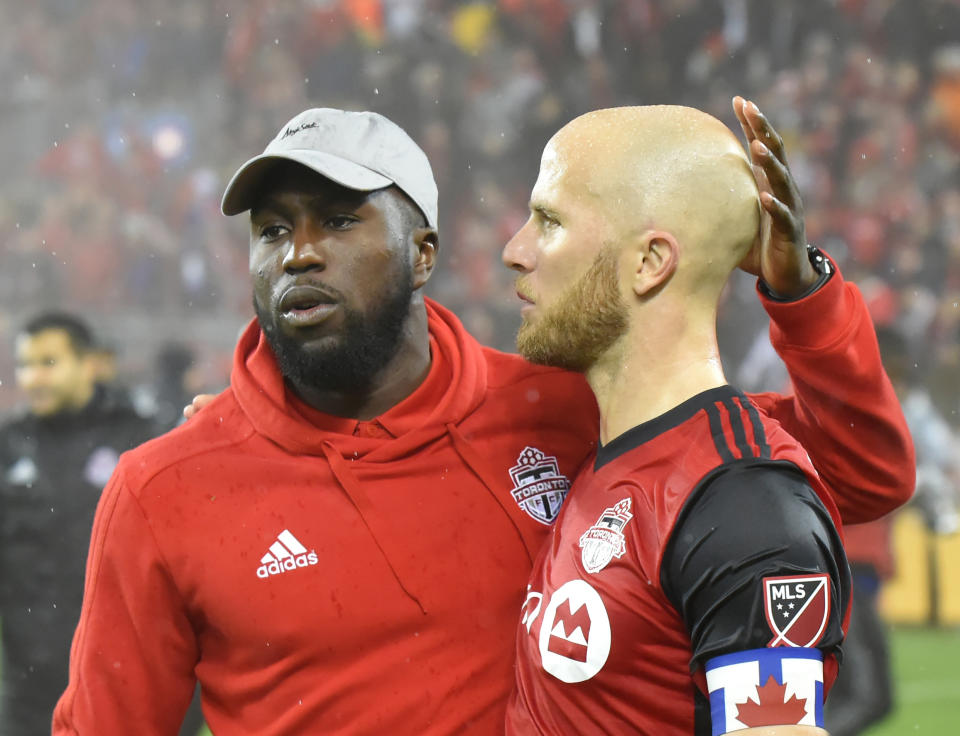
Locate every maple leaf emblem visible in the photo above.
<box><xmin>735</xmin><ymin>675</ymin><xmax>808</xmax><ymax>727</ymax></box>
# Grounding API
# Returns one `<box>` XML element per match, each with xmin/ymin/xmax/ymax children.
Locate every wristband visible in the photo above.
<box><xmin>758</xmin><ymin>245</ymin><xmax>834</xmax><ymax>302</ymax></box>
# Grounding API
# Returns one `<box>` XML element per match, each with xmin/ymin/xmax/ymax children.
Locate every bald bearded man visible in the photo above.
<box><xmin>504</xmin><ymin>106</ymin><xmax>851</xmax><ymax>735</ymax></box>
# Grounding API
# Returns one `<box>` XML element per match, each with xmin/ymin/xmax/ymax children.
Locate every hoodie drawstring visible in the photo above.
<box><xmin>320</xmin><ymin>441</ymin><xmax>427</xmax><ymax>615</ymax></box>
<box><xmin>446</xmin><ymin>423</ymin><xmax>537</xmax><ymax>564</ymax></box>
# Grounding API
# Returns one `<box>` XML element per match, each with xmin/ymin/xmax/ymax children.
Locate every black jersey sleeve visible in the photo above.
<box><xmin>661</xmin><ymin>459</ymin><xmax>850</xmax><ymax>671</ymax></box>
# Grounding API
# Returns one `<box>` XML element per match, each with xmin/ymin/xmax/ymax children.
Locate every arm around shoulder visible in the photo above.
<box><xmin>53</xmin><ymin>468</ymin><xmax>198</xmax><ymax>735</ymax></box>
<box><xmin>749</xmin><ymin>253</ymin><xmax>915</xmax><ymax>523</ymax></box>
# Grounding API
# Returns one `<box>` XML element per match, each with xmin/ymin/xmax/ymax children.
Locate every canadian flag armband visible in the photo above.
<box><xmin>705</xmin><ymin>647</ymin><xmax>825</xmax><ymax>734</ymax></box>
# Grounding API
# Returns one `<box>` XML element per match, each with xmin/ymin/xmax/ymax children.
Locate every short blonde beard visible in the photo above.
<box><xmin>516</xmin><ymin>246</ymin><xmax>628</xmax><ymax>373</ymax></box>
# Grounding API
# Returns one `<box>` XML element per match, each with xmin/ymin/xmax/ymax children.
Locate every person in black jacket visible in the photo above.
<box><xmin>0</xmin><ymin>313</ymin><xmax>201</xmax><ymax>735</ymax></box>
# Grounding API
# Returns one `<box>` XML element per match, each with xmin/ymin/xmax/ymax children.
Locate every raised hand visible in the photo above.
<box><xmin>733</xmin><ymin>96</ymin><xmax>818</xmax><ymax>298</ymax></box>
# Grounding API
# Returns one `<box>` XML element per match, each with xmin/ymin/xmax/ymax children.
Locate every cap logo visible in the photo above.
<box><xmin>281</xmin><ymin>121</ymin><xmax>319</xmax><ymax>140</ymax></box>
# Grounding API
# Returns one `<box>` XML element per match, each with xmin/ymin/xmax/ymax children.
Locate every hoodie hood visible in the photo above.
<box><xmin>231</xmin><ymin>298</ymin><xmax>488</xmax><ymax>462</ymax></box>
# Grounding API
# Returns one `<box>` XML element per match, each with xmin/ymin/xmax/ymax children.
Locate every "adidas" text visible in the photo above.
<box><xmin>256</xmin><ymin>529</ymin><xmax>319</xmax><ymax>579</ymax></box>
<box><xmin>256</xmin><ymin>551</ymin><xmax>319</xmax><ymax>578</ymax></box>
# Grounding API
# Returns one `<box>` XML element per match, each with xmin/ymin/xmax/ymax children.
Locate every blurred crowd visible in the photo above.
<box><xmin>1</xmin><ymin>0</ymin><xmax>959</xmax><ymax>433</ymax></box>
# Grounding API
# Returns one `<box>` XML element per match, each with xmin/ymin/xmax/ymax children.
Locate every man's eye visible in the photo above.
<box><xmin>327</xmin><ymin>215</ymin><xmax>356</xmax><ymax>230</ymax></box>
<box><xmin>260</xmin><ymin>225</ymin><xmax>287</xmax><ymax>241</ymax></box>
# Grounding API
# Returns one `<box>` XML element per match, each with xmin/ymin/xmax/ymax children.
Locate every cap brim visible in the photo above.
<box><xmin>221</xmin><ymin>150</ymin><xmax>394</xmax><ymax>215</ymax></box>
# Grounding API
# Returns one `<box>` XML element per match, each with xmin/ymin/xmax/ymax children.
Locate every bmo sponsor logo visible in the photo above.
<box><xmin>538</xmin><ymin>580</ymin><xmax>611</xmax><ymax>683</ymax></box>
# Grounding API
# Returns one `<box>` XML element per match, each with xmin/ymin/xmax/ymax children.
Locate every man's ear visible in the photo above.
<box><xmin>630</xmin><ymin>230</ymin><xmax>679</xmax><ymax>297</ymax></box>
<box><xmin>78</xmin><ymin>353</ymin><xmax>102</xmax><ymax>392</ymax></box>
<box><xmin>412</xmin><ymin>228</ymin><xmax>439</xmax><ymax>290</ymax></box>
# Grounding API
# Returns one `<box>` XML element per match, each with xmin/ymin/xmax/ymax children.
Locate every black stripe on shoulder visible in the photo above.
<box><xmin>737</xmin><ymin>393</ymin><xmax>771</xmax><ymax>459</ymax></box>
<box><xmin>722</xmin><ymin>396</ymin><xmax>755</xmax><ymax>459</ymax></box>
<box><xmin>705</xmin><ymin>403</ymin><xmax>736</xmax><ymax>464</ymax></box>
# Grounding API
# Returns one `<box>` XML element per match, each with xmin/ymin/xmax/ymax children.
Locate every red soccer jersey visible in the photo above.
<box><xmin>507</xmin><ymin>386</ymin><xmax>850</xmax><ymax>736</ymax></box>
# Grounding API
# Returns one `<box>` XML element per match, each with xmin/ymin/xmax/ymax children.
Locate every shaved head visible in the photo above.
<box><xmin>543</xmin><ymin>105</ymin><xmax>760</xmax><ymax>294</ymax></box>
<box><xmin>506</xmin><ymin>104</ymin><xmax>763</xmax><ymax>376</ymax></box>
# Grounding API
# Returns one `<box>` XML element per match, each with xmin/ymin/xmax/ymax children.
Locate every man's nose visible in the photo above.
<box><xmin>283</xmin><ymin>227</ymin><xmax>327</xmax><ymax>273</ymax></box>
<box><xmin>502</xmin><ymin>219</ymin><xmax>536</xmax><ymax>273</ymax></box>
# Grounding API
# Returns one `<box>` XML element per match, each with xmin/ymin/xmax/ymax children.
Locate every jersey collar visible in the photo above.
<box><xmin>595</xmin><ymin>385</ymin><xmax>742</xmax><ymax>470</ymax></box>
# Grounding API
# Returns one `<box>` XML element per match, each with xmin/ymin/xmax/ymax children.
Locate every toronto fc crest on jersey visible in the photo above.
<box><xmin>578</xmin><ymin>498</ymin><xmax>633</xmax><ymax>573</ymax></box>
<box><xmin>763</xmin><ymin>573</ymin><xmax>831</xmax><ymax>647</ymax></box>
<box><xmin>509</xmin><ymin>446</ymin><xmax>571</xmax><ymax>525</ymax></box>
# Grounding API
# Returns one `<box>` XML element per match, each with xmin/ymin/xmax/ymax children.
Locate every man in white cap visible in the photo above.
<box><xmin>54</xmin><ymin>103</ymin><xmax>912</xmax><ymax>735</ymax></box>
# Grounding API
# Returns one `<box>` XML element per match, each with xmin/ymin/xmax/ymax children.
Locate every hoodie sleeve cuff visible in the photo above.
<box><xmin>758</xmin><ymin>251</ymin><xmax>850</xmax><ymax>351</ymax></box>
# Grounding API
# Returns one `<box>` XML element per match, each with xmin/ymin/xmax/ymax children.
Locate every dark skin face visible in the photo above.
<box><xmin>249</xmin><ymin>161</ymin><xmax>438</xmax><ymax>419</ymax></box>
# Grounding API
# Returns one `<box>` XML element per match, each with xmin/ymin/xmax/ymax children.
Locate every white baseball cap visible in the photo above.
<box><xmin>221</xmin><ymin>108</ymin><xmax>438</xmax><ymax>228</ymax></box>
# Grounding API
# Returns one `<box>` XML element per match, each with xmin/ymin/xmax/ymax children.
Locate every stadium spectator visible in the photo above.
<box><xmin>0</xmin><ymin>314</ymin><xmax>168</xmax><ymax>734</ymax></box>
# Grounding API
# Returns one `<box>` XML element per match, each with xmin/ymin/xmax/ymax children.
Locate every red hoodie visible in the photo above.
<box><xmin>53</xmin><ymin>273</ymin><xmax>912</xmax><ymax>735</ymax></box>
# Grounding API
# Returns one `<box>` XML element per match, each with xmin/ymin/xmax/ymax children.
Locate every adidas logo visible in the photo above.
<box><xmin>256</xmin><ymin>529</ymin><xmax>319</xmax><ymax>579</ymax></box>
